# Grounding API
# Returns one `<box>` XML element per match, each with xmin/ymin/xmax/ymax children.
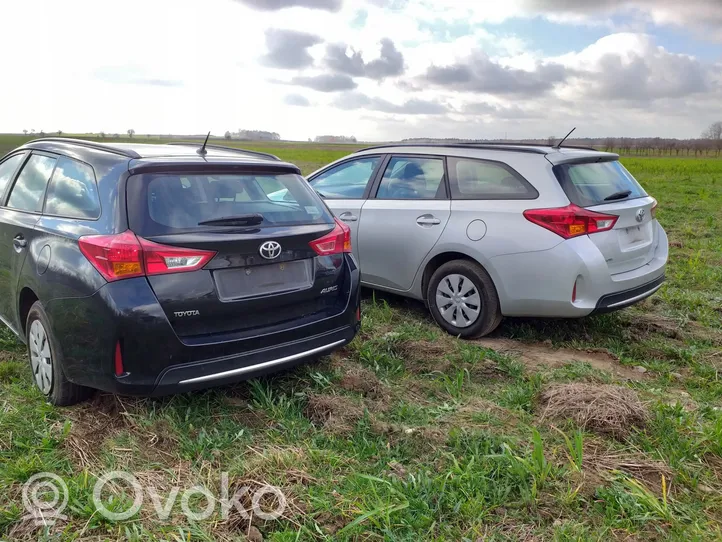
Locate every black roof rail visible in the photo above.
<box><xmin>25</xmin><ymin>137</ymin><xmax>141</xmax><ymax>159</ymax></box>
<box><xmin>359</xmin><ymin>143</ymin><xmax>549</xmax><ymax>155</ymax></box>
<box><xmin>166</xmin><ymin>142</ymin><xmax>281</xmax><ymax>161</ymax></box>
<box><xmin>359</xmin><ymin>142</ymin><xmax>600</xmax><ymax>154</ymax></box>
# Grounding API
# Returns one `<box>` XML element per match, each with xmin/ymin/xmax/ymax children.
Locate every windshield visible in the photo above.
<box><xmin>553</xmin><ymin>160</ymin><xmax>647</xmax><ymax>208</ymax></box>
<box><xmin>127</xmin><ymin>172</ymin><xmax>333</xmax><ymax>236</ymax></box>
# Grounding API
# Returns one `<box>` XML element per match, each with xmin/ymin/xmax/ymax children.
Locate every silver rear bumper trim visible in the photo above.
<box><xmin>178</xmin><ymin>339</ymin><xmax>346</xmax><ymax>385</ymax></box>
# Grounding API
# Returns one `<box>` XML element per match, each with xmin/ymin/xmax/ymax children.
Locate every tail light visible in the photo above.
<box><xmin>572</xmin><ymin>280</ymin><xmax>577</xmax><ymax>303</ymax></box>
<box><xmin>523</xmin><ymin>204</ymin><xmax>618</xmax><ymax>239</ymax></box>
<box><xmin>79</xmin><ymin>231</ymin><xmax>216</xmax><ymax>282</ymax></box>
<box><xmin>651</xmin><ymin>199</ymin><xmax>658</xmax><ymax>219</ymax></box>
<box><xmin>309</xmin><ymin>218</ymin><xmax>352</xmax><ymax>255</ymax></box>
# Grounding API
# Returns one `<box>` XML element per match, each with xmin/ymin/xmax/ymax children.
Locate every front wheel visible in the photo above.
<box><xmin>26</xmin><ymin>301</ymin><xmax>92</xmax><ymax>406</ymax></box>
<box><xmin>427</xmin><ymin>260</ymin><xmax>502</xmax><ymax>339</ymax></box>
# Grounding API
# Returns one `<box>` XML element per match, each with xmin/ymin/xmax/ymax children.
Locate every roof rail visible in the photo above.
<box><xmin>359</xmin><ymin>143</ymin><xmax>549</xmax><ymax>155</ymax></box>
<box><xmin>26</xmin><ymin>137</ymin><xmax>141</xmax><ymax>159</ymax></box>
<box><xmin>465</xmin><ymin>141</ymin><xmax>599</xmax><ymax>152</ymax></box>
<box><xmin>360</xmin><ymin>142</ymin><xmax>600</xmax><ymax>154</ymax></box>
<box><xmin>166</xmin><ymin>142</ymin><xmax>281</xmax><ymax>161</ymax></box>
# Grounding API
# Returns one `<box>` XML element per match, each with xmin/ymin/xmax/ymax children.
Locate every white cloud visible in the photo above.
<box><xmin>0</xmin><ymin>0</ymin><xmax>719</xmax><ymax>141</ymax></box>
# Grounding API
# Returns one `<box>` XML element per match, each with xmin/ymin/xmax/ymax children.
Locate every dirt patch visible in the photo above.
<box><xmin>219</xmin><ymin>478</ymin><xmax>304</xmax><ymax>539</ymax></box>
<box><xmin>539</xmin><ymin>383</ymin><xmax>648</xmax><ymax>439</ymax></box>
<box><xmin>304</xmin><ymin>393</ymin><xmax>365</xmax><ymax>434</ymax></box>
<box><xmin>475</xmin><ymin>338</ymin><xmax>644</xmax><ymax>381</ymax></box>
<box><xmin>0</xmin><ymin>350</ymin><xmax>23</xmax><ymax>363</ymax></box>
<box><xmin>583</xmin><ymin>439</ymin><xmax>674</xmax><ymax>496</ymax></box>
<box><xmin>63</xmin><ymin>393</ymin><xmax>135</xmax><ymax>468</ymax></box>
<box><xmin>336</xmin><ymin>361</ymin><xmax>385</xmax><ymax>397</ymax></box>
<box><xmin>399</xmin><ymin>339</ymin><xmax>455</xmax><ymax>373</ymax></box>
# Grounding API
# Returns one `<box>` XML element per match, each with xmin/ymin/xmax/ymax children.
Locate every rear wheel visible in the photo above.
<box><xmin>427</xmin><ymin>260</ymin><xmax>502</xmax><ymax>339</ymax></box>
<box><xmin>26</xmin><ymin>302</ymin><xmax>92</xmax><ymax>406</ymax></box>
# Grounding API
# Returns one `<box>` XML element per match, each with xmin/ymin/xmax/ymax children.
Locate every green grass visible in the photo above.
<box><xmin>0</xmin><ymin>137</ymin><xmax>721</xmax><ymax>540</ymax></box>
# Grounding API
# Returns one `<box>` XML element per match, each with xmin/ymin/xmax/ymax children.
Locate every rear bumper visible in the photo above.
<box><xmin>591</xmin><ymin>274</ymin><xmax>665</xmax><ymax>314</ymax></box>
<box><xmin>491</xmin><ymin>221</ymin><xmax>668</xmax><ymax>318</ymax></box>
<box><xmin>149</xmin><ymin>325</ymin><xmax>356</xmax><ymax>396</ymax></box>
<box><xmin>44</xmin><ymin>254</ymin><xmax>361</xmax><ymax>395</ymax></box>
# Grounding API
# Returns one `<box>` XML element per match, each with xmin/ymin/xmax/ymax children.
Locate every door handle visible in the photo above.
<box><xmin>338</xmin><ymin>212</ymin><xmax>358</xmax><ymax>222</ymax></box>
<box><xmin>416</xmin><ymin>215</ymin><xmax>441</xmax><ymax>226</ymax></box>
<box><xmin>13</xmin><ymin>236</ymin><xmax>27</xmax><ymax>250</ymax></box>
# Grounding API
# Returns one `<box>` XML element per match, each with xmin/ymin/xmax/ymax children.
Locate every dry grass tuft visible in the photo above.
<box><xmin>539</xmin><ymin>383</ymin><xmax>648</xmax><ymax>439</ymax></box>
<box><xmin>304</xmin><ymin>393</ymin><xmax>365</xmax><ymax>434</ymax></box>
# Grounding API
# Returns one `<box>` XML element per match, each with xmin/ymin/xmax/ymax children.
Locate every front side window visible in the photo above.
<box><xmin>310</xmin><ymin>156</ymin><xmax>380</xmax><ymax>199</ymax></box>
<box><xmin>7</xmin><ymin>154</ymin><xmax>57</xmax><ymax>212</ymax></box>
<box><xmin>0</xmin><ymin>153</ymin><xmax>26</xmax><ymax>201</ymax></box>
<box><xmin>44</xmin><ymin>157</ymin><xmax>100</xmax><ymax>219</ymax></box>
<box><xmin>554</xmin><ymin>160</ymin><xmax>647</xmax><ymax>207</ymax></box>
<box><xmin>448</xmin><ymin>157</ymin><xmax>537</xmax><ymax>199</ymax></box>
<box><xmin>127</xmin><ymin>172</ymin><xmax>333</xmax><ymax>236</ymax></box>
<box><xmin>375</xmin><ymin>157</ymin><xmax>446</xmax><ymax>200</ymax></box>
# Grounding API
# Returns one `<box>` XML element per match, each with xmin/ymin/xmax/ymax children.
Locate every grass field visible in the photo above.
<box><xmin>0</xmin><ymin>136</ymin><xmax>721</xmax><ymax>540</ymax></box>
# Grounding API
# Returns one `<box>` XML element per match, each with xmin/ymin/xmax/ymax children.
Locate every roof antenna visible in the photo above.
<box><xmin>554</xmin><ymin>127</ymin><xmax>576</xmax><ymax>149</ymax></box>
<box><xmin>197</xmin><ymin>131</ymin><xmax>211</xmax><ymax>156</ymax></box>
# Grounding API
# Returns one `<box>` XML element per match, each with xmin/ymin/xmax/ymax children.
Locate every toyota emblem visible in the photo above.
<box><xmin>636</xmin><ymin>209</ymin><xmax>646</xmax><ymax>223</ymax></box>
<box><xmin>259</xmin><ymin>240</ymin><xmax>282</xmax><ymax>260</ymax></box>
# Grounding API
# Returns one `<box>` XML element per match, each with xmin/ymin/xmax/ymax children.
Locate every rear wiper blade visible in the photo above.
<box><xmin>198</xmin><ymin>214</ymin><xmax>263</xmax><ymax>226</ymax></box>
<box><xmin>603</xmin><ymin>190</ymin><xmax>632</xmax><ymax>201</ymax></box>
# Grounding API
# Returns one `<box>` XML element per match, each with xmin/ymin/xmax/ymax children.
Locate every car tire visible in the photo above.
<box><xmin>427</xmin><ymin>260</ymin><xmax>502</xmax><ymax>339</ymax></box>
<box><xmin>26</xmin><ymin>301</ymin><xmax>92</xmax><ymax>406</ymax></box>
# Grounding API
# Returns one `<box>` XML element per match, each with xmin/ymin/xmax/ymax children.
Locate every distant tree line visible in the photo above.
<box><xmin>314</xmin><ymin>135</ymin><xmax>357</xmax><ymax>143</ymax></box>
<box><xmin>235</xmin><ymin>130</ymin><xmax>280</xmax><ymax>141</ymax></box>
<box><xmin>403</xmin><ymin>121</ymin><xmax>722</xmax><ymax>157</ymax></box>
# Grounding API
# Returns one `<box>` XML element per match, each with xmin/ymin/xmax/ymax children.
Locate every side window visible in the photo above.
<box><xmin>448</xmin><ymin>157</ymin><xmax>537</xmax><ymax>200</ymax></box>
<box><xmin>44</xmin><ymin>157</ymin><xmax>101</xmax><ymax>219</ymax></box>
<box><xmin>6</xmin><ymin>154</ymin><xmax>57</xmax><ymax>212</ymax></box>
<box><xmin>310</xmin><ymin>157</ymin><xmax>380</xmax><ymax>199</ymax></box>
<box><xmin>376</xmin><ymin>156</ymin><xmax>446</xmax><ymax>200</ymax></box>
<box><xmin>0</xmin><ymin>153</ymin><xmax>26</xmax><ymax>202</ymax></box>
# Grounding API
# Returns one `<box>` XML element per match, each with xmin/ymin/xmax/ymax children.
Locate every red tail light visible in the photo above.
<box><xmin>79</xmin><ymin>231</ymin><xmax>216</xmax><ymax>282</ymax></box>
<box><xmin>572</xmin><ymin>280</ymin><xmax>577</xmax><ymax>303</ymax></box>
<box><xmin>523</xmin><ymin>204</ymin><xmax>618</xmax><ymax>239</ymax></box>
<box><xmin>309</xmin><ymin>218</ymin><xmax>352</xmax><ymax>255</ymax></box>
<box><xmin>114</xmin><ymin>341</ymin><xmax>124</xmax><ymax>376</ymax></box>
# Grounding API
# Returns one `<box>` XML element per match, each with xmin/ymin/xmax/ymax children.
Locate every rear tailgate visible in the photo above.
<box><xmin>552</xmin><ymin>158</ymin><xmax>658</xmax><ymax>275</ymax></box>
<box><xmin>126</xmin><ymin>167</ymin><xmax>349</xmax><ymax>340</ymax></box>
<box><xmin>585</xmin><ymin>197</ymin><xmax>657</xmax><ymax>274</ymax></box>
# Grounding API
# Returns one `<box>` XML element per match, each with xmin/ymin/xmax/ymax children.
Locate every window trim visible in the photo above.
<box><xmin>0</xmin><ymin>152</ymin><xmax>30</xmax><ymax>207</ymax></box>
<box><xmin>41</xmin><ymin>155</ymin><xmax>102</xmax><ymax>221</ymax></box>
<box><xmin>446</xmin><ymin>156</ymin><xmax>539</xmax><ymax>201</ymax></box>
<box><xmin>369</xmin><ymin>153</ymin><xmax>450</xmax><ymax>201</ymax></box>
<box><xmin>308</xmin><ymin>154</ymin><xmax>386</xmax><ymax>200</ymax></box>
<box><xmin>2</xmin><ymin>151</ymin><xmax>59</xmax><ymax>215</ymax></box>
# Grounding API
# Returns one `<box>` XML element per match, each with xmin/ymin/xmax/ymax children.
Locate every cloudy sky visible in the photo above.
<box><xmin>1</xmin><ymin>0</ymin><xmax>721</xmax><ymax>141</ymax></box>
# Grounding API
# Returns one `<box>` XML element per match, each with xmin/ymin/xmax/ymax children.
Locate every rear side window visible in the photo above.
<box><xmin>554</xmin><ymin>160</ymin><xmax>647</xmax><ymax>208</ymax></box>
<box><xmin>376</xmin><ymin>156</ymin><xmax>446</xmax><ymax>199</ymax></box>
<box><xmin>310</xmin><ymin>156</ymin><xmax>380</xmax><ymax>199</ymax></box>
<box><xmin>44</xmin><ymin>157</ymin><xmax>100</xmax><ymax>219</ymax></box>
<box><xmin>0</xmin><ymin>153</ymin><xmax>26</xmax><ymax>201</ymax></box>
<box><xmin>7</xmin><ymin>154</ymin><xmax>57</xmax><ymax>212</ymax></box>
<box><xmin>127</xmin><ymin>172</ymin><xmax>334</xmax><ymax>236</ymax></box>
<box><xmin>448</xmin><ymin>157</ymin><xmax>537</xmax><ymax>200</ymax></box>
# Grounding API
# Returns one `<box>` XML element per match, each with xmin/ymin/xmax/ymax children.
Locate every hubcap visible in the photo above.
<box><xmin>435</xmin><ymin>273</ymin><xmax>482</xmax><ymax>328</ymax></box>
<box><xmin>29</xmin><ymin>320</ymin><xmax>53</xmax><ymax>394</ymax></box>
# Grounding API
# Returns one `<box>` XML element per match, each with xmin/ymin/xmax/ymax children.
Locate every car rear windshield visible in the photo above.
<box><xmin>127</xmin><ymin>172</ymin><xmax>333</xmax><ymax>236</ymax></box>
<box><xmin>553</xmin><ymin>160</ymin><xmax>647</xmax><ymax>208</ymax></box>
